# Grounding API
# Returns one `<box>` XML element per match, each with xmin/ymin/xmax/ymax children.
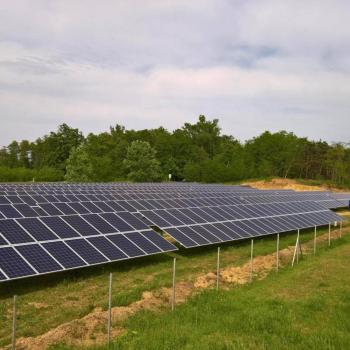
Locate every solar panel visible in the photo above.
<box><xmin>0</xmin><ymin>182</ymin><xmax>344</xmax><ymax>281</ymax></box>
<box><xmin>100</xmin><ymin>213</ymin><xmax>133</xmax><ymax>232</ymax></box>
<box><xmin>17</xmin><ymin>218</ymin><xmax>58</xmax><ymax>241</ymax></box>
<box><xmin>40</xmin><ymin>216</ymin><xmax>80</xmax><ymax>239</ymax></box>
<box><xmin>0</xmin><ymin>204</ymin><xmax>22</xmax><ymax>218</ymax></box>
<box><xmin>0</xmin><ymin>247</ymin><xmax>36</xmax><ymax>278</ymax></box>
<box><xmin>107</xmin><ymin>234</ymin><xmax>146</xmax><ymax>257</ymax></box>
<box><xmin>61</xmin><ymin>215</ymin><xmax>101</xmax><ymax>236</ymax></box>
<box><xmin>66</xmin><ymin>239</ymin><xmax>108</xmax><ymax>264</ymax></box>
<box><xmin>82</xmin><ymin>214</ymin><xmax>117</xmax><ymax>234</ymax></box>
<box><xmin>0</xmin><ymin>219</ymin><xmax>35</xmax><ymax>244</ymax></box>
<box><xmin>16</xmin><ymin>244</ymin><xmax>62</xmax><ymax>273</ymax></box>
<box><xmin>42</xmin><ymin>241</ymin><xmax>86</xmax><ymax>269</ymax></box>
<box><xmin>87</xmin><ymin>236</ymin><xmax>128</xmax><ymax>260</ymax></box>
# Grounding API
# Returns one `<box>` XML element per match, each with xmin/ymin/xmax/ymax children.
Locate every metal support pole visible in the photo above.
<box><xmin>276</xmin><ymin>233</ymin><xmax>280</xmax><ymax>273</ymax></box>
<box><xmin>292</xmin><ymin>230</ymin><xmax>300</xmax><ymax>267</ymax></box>
<box><xmin>340</xmin><ymin>221</ymin><xmax>343</xmax><ymax>238</ymax></box>
<box><xmin>328</xmin><ymin>223</ymin><xmax>331</xmax><ymax>247</ymax></box>
<box><xmin>12</xmin><ymin>295</ymin><xmax>17</xmax><ymax>350</ymax></box>
<box><xmin>314</xmin><ymin>226</ymin><xmax>317</xmax><ymax>255</ymax></box>
<box><xmin>107</xmin><ymin>273</ymin><xmax>112</xmax><ymax>346</ymax></box>
<box><xmin>172</xmin><ymin>258</ymin><xmax>176</xmax><ymax>311</ymax></box>
<box><xmin>249</xmin><ymin>239</ymin><xmax>254</xmax><ymax>283</ymax></box>
<box><xmin>216</xmin><ymin>247</ymin><xmax>220</xmax><ymax>291</ymax></box>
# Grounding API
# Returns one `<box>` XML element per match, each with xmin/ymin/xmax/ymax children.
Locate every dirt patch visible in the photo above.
<box><xmin>4</xmin><ymin>228</ymin><xmax>347</xmax><ymax>350</ymax></box>
<box><xmin>27</xmin><ymin>302</ymin><xmax>49</xmax><ymax>310</ymax></box>
<box><xmin>243</xmin><ymin>178</ymin><xmax>330</xmax><ymax>192</ymax></box>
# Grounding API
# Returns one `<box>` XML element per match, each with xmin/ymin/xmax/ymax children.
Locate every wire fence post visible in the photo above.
<box><xmin>172</xmin><ymin>258</ymin><xmax>176</xmax><ymax>311</ymax></box>
<box><xmin>328</xmin><ymin>223</ymin><xmax>331</xmax><ymax>247</ymax></box>
<box><xmin>292</xmin><ymin>230</ymin><xmax>300</xmax><ymax>267</ymax></box>
<box><xmin>249</xmin><ymin>239</ymin><xmax>254</xmax><ymax>283</ymax></box>
<box><xmin>314</xmin><ymin>226</ymin><xmax>317</xmax><ymax>255</ymax></box>
<box><xmin>107</xmin><ymin>273</ymin><xmax>112</xmax><ymax>347</ymax></box>
<box><xmin>12</xmin><ymin>295</ymin><xmax>16</xmax><ymax>350</ymax></box>
<box><xmin>276</xmin><ymin>233</ymin><xmax>280</xmax><ymax>273</ymax></box>
<box><xmin>216</xmin><ymin>247</ymin><xmax>220</xmax><ymax>291</ymax></box>
<box><xmin>296</xmin><ymin>229</ymin><xmax>300</xmax><ymax>264</ymax></box>
<box><xmin>340</xmin><ymin>221</ymin><xmax>342</xmax><ymax>238</ymax></box>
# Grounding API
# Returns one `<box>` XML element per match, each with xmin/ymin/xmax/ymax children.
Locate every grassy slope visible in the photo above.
<box><xmin>96</xmin><ymin>233</ymin><xmax>350</xmax><ymax>350</ymax></box>
<box><xmin>0</xmin><ymin>222</ymin><xmax>342</xmax><ymax>347</ymax></box>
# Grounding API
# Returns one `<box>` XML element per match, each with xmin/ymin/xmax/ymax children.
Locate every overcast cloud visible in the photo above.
<box><xmin>0</xmin><ymin>0</ymin><xmax>350</xmax><ymax>145</ymax></box>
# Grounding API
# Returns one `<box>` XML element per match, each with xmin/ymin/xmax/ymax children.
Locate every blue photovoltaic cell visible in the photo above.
<box><xmin>82</xmin><ymin>214</ymin><xmax>116</xmax><ymax>234</ymax></box>
<box><xmin>81</xmin><ymin>202</ymin><xmax>102</xmax><ymax>213</ymax></box>
<box><xmin>62</xmin><ymin>215</ymin><xmax>100</xmax><ymax>236</ymax></box>
<box><xmin>153</xmin><ymin>210</ymin><xmax>184</xmax><ymax>226</ymax></box>
<box><xmin>17</xmin><ymin>218</ymin><xmax>58</xmax><ymax>241</ymax></box>
<box><xmin>139</xmin><ymin>210</ymin><xmax>171</xmax><ymax>227</ymax></box>
<box><xmin>40</xmin><ymin>216</ymin><xmax>80</xmax><ymax>238</ymax></box>
<box><xmin>94</xmin><ymin>201</ymin><xmax>114</xmax><ymax>212</ymax></box>
<box><xmin>8</xmin><ymin>196</ymin><xmax>24</xmax><ymax>204</ymax></box>
<box><xmin>32</xmin><ymin>206</ymin><xmax>48</xmax><ymax>216</ymax></box>
<box><xmin>66</xmin><ymin>239</ymin><xmax>108</xmax><ymax>264</ymax></box>
<box><xmin>31</xmin><ymin>195</ymin><xmax>47</xmax><ymax>203</ymax></box>
<box><xmin>167</xmin><ymin>209</ymin><xmax>196</xmax><ymax>225</ymax></box>
<box><xmin>54</xmin><ymin>203</ymin><xmax>77</xmax><ymax>215</ymax></box>
<box><xmin>115</xmin><ymin>212</ymin><xmax>149</xmax><ymax>230</ymax></box>
<box><xmin>0</xmin><ymin>234</ymin><xmax>8</xmax><ymax>245</ymax></box>
<box><xmin>124</xmin><ymin>232</ymin><xmax>161</xmax><ymax>254</ymax></box>
<box><xmin>68</xmin><ymin>202</ymin><xmax>90</xmax><ymax>214</ymax></box>
<box><xmin>177</xmin><ymin>226</ymin><xmax>209</xmax><ymax>245</ymax></box>
<box><xmin>165</xmin><ymin>228</ymin><xmax>198</xmax><ymax>248</ymax></box>
<box><xmin>54</xmin><ymin>195</ymin><xmax>69</xmax><ymax>202</ymax></box>
<box><xmin>40</xmin><ymin>203</ymin><xmax>63</xmax><ymax>216</ymax></box>
<box><xmin>0</xmin><ymin>196</ymin><xmax>10</xmax><ymax>204</ymax></box>
<box><xmin>0</xmin><ymin>219</ymin><xmax>35</xmax><ymax>244</ymax></box>
<box><xmin>19</xmin><ymin>196</ymin><xmax>36</xmax><ymax>206</ymax></box>
<box><xmin>190</xmin><ymin>225</ymin><xmax>221</xmax><ymax>243</ymax></box>
<box><xmin>108</xmin><ymin>234</ymin><xmax>145</xmax><ymax>257</ymax></box>
<box><xmin>117</xmin><ymin>201</ymin><xmax>136</xmax><ymax>212</ymax></box>
<box><xmin>0</xmin><ymin>205</ymin><xmax>22</xmax><ymax>218</ymax></box>
<box><xmin>43</xmin><ymin>195</ymin><xmax>59</xmax><ymax>202</ymax></box>
<box><xmin>0</xmin><ymin>270</ymin><xmax>6</xmax><ymax>280</ymax></box>
<box><xmin>42</xmin><ymin>241</ymin><xmax>86</xmax><ymax>268</ymax></box>
<box><xmin>13</xmin><ymin>204</ymin><xmax>38</xmax><ymax>217</ymax></box>
<box><xmin>178</xmin><ymin>208</ymin><xmax>207</xmax><ymax>223</ymax></box>
<box><xmin>141</xmin><ymin>230</ymin><xmax>177</xmax><ymax>252</ymax></box>
<box><xmin>0</xmin><ymin>247</ymin><xmax>36</xmax><ymax>278</ymax></box>
<box><xmin>0</xmin><ymin>213</ymin><xmax>4</xmax><ymax>219</ymax></box>
<box><xmin>16</xmin><ymin>244</ymin><xmax>62</xmax><ymax>273</ymax></box>
<box><xmin>100</xmin><ymin>213</ymin><xmax>133</xmax><ymax>232</ymax></box>
<box><xmin>105</xmin><ymin>201</ymin><xmax>126</xmax><ymax>212</ymax></box>
<box><xmin>201</xmin><ymin>224</ymin><xmax>232</xmax><ymax>241</ymax></box>
<box><xmin>87</xmin><ymin>236</ymin><xmax>128</xmax><ymax>260</ymax></box>
<box><xmin>224</xmin><ymin>222</ymin><xmax>251</xmax><ymax>238</ymax></box>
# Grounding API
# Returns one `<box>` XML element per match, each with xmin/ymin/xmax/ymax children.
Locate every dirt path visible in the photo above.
<box><xmin>5</xmin><ymin>227</ymin><xmax>346</xmax><ymax>350</ymax></box>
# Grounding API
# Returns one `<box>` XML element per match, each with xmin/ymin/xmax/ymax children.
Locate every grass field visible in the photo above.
<box><xmin>0</xmin><ymin>212</ymin><xmax>349</xmax><ymax>349</ymax></box>
<box><xmin>96</xmin><ymin>233</ymin><xmax>350</xmax><ymax>350</ymax></box>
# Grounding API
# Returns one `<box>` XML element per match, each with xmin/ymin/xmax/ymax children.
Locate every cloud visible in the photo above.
<box><xmin>0</xmin><ymin>0</ymin><xmax>349</xmax><ymax>145</ymax></box>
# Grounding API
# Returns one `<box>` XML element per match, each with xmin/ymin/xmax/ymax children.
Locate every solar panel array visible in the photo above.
<box><xmin>0</xmin><ymin>183</ymin><xmax>345</xmax><ymax>282</ymax></box>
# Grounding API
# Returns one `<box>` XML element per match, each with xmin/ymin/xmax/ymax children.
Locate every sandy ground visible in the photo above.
<box><xmin>5</xmin><ymin>226</ymin><xmax>346</xmax><ymax>350</ymax></box>
<box><xmin>242</xmin><ymin>178</ymin><xmax>339</xmax><ymax>192</ymax></box>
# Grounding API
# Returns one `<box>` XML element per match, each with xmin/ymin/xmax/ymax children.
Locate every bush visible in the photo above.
<box><xmin>0</xmin><ymin>167</ymin><xmax>64</xmax><ymax>182</ymax></box>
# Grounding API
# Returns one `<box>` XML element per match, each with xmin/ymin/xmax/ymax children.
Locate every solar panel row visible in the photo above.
<box><xmin>0</xmin><ymin>182</ymin><xmax>345</xmax><ymax>282</ymax></box>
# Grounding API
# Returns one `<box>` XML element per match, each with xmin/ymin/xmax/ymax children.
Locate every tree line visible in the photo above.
<box><xmin>0</xmin><ymin>116</ymin><xmax>349</xmax><ymax>186</ymax></box>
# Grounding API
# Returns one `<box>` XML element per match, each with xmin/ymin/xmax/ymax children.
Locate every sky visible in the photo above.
<box><xmin>0</xmin><ymin>0</ymin><xmax>350</xmax><ymax>146</ymax></box>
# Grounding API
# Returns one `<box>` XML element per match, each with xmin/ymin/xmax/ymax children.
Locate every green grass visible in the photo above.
<box><xmin>0</xmin><ymin>220</ymin><xmax>348</xmax><ymax>347</ymax></box>
<box><xmin>93</xmin><ymin>233</ymin><xmax>350</xmax><ymax>350</ymax></box>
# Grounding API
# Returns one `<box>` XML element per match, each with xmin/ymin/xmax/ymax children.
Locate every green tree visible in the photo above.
<box><xmin>123</xmin><ymin>141</ymin><xmax>162</xmax><ymax>182</ymax></box>
<box><xmin>33</xmin><ymin>123</ymin><xmax>84</xmax><ymax>171</ymax></box>
<box><xmin>65</xmin><ymin>145</ymin><xmax>93</xmax><ymax>182</ymax></box>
